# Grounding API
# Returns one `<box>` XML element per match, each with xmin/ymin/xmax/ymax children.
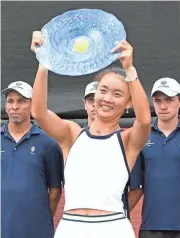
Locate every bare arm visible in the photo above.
<box><xmin>49</xmin><ymin>187</ymin><xmax>62</xmax><ymax>217</ymax></box>
<box><xmin>31</xmin><ymin>32</ymin><xmax>81</xmax><ymax>144</ymax></box>
<box><xmin>128</xmin><ymin>189</ymin><xmax>143</xmax><ymax>212</ymax></box>
<box><xmin>126</xmin><ymin>68</ymin><xmax>151</xmax><ymax>166</ymax></box>
<box><xmin>112</xmin><ymin>41</ymin><xmax>151</xmax><ymax>169</ymax></box>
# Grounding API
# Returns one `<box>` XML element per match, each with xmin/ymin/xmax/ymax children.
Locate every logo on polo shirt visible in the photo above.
<box><xmin>30</xmin><ymin>146</ymin><xmax>36</xmax><ymax>155</ymax></box>
<box><xmin>145</xmin><ymin>140</ymin><xmax>154</xmax><ymax>147</ymax></box>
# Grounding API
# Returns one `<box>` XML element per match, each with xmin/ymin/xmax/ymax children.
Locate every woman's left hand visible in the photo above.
<box><xmin>111</xmin><ymin>40</ymin><xmax>133</xmax><ymax>71</ymax></box>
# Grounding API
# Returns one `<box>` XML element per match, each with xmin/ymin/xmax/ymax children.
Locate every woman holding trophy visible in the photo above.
<box><xmin>31</xmin><ymin>9</ymin><xmax>151</xmax><ymax>238</ymax></box>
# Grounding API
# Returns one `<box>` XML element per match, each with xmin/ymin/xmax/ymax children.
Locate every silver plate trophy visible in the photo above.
<box><xmin>35</xmin><ymin>9</ymin><xmax>127</xmax><ymax>76</ymax></box>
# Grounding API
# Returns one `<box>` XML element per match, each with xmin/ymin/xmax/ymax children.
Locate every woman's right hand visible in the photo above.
<box><xmin>30</xmin><ymin>31</ymin><xmax>44</xmax><ymax>52</ymax></box>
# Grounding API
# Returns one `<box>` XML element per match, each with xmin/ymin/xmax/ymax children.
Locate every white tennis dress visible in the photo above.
<box><xmin>54</xmin><ymin>128</ymin><xmax>135</xmax><ymax>238</ymax></box>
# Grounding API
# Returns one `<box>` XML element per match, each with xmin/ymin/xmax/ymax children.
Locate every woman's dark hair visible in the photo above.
<box><xmin>93</xmin><ymin>66</ymin><xmax>126</xmax><ymax>83</ymax></box>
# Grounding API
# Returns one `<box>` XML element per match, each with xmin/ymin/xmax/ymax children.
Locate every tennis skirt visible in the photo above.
<box><xmin>54</xmin><ymin>212</ymin><xmax>136</xmax><ymax>238</ymax></box>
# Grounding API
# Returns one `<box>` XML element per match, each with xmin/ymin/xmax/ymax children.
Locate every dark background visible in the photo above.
<box><xmin>1</xmin><ymin>1</ymin><xmax>180</xmax><ymax>125</ymax></box>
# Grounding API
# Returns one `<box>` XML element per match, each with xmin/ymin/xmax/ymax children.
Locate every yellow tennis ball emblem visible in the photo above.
<box><xmin>73</xmin><ymin>38</ymin><xmax>89</xmax><ymax>53</ymax></box>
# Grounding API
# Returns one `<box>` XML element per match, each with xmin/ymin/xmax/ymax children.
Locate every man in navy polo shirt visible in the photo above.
<box><xmin>82</xmin><ymin>81</ymin><xmax>143</xmax><ymax>219</ymax></box>
<box><xmin>131</xmin><ymin>77</ymin><xmax>180</xmax><ymax>238</ymax></box>
<box><xmin>1</xmin><ymin>81</ymin><xmax>64</xmax><ymax>238</ymax></box>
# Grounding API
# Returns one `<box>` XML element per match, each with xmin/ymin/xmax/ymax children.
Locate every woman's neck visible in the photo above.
<box><xmin>90</xmin><ymin>118</ymin><xmax>120</xmax><ymax>135</ymax></box>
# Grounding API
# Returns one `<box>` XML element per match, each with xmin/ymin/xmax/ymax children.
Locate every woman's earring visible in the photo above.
<box><xmin>126</xmin><ymin>108</ymin><xmax>129</xmax><ymax>114</ymax></box>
